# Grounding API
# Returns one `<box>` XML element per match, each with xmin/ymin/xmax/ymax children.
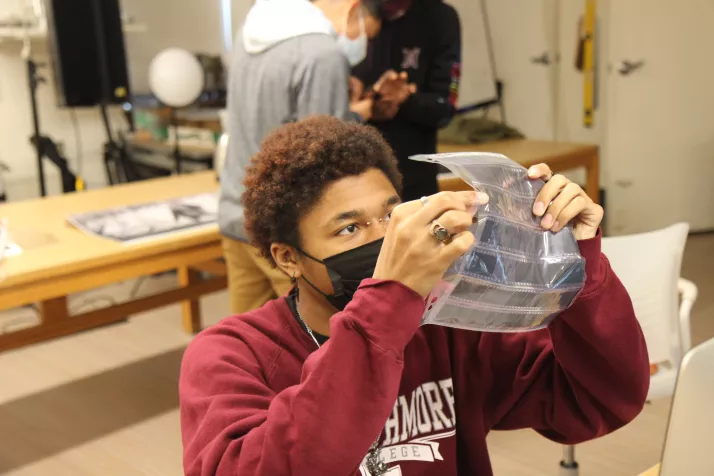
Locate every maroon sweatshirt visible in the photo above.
<box><xmin>179</xmin><ymin>235</ymin><xmax>650</xmax><ymax>475</ymax></box>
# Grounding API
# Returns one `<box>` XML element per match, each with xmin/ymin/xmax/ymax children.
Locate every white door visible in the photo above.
<box><xmin>604</xmin><ymin>0</ymin><xmax>714</xmax><ymax>234</ymax></box>
<box><xmin>486</xmin><ymin>0</ymin><xmax>557</xmax><ymax>140</ymax></box>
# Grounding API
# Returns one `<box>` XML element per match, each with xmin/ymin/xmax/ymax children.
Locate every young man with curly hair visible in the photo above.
<box><xmin>181</xmin><ymin>116</ymin><xmax>649</xmax><ymax>476</ymax></box>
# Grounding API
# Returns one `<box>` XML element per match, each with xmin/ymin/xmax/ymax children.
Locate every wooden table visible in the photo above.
<box><xmin>1</xmin><ymin>139</ymin><xmax>599</xmax><ymax>351</ymax></box>
<box><xmin>437</xmin><ymin>140</ymin><xmax>600</xmax><ymax>203</ymax></box>
<box><xmin>638</xmin><ymin>464</ymin><xmax>660</xmax><ymax>476</ymax></box>
<box><xmin>130</xmin><ymin>138</ymin><xmax>600</xmax><ymax>204</ymax></box>
<box><xmin>0</xmin><ymin>172</ymin><xmax>224</xmax><ymax>352</ymax></box>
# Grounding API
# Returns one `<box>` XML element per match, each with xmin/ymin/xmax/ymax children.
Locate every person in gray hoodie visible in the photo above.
<box><xmin>219</xmin><ymin>0</ymin><xmax>388</xmax><ymax>314</ymax></box>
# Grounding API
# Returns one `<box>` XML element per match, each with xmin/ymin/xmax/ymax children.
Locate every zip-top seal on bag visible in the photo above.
<box><xmin>411</xmin><ymin>152</ymin><xmax>586</xmax><ymax>332</ymax></box>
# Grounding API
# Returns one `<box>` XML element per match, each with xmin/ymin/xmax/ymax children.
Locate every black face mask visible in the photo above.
<box><xmin>299</xmin><ymin>238</ymin><xmax>384</xmax><ymax>311</ymax></box>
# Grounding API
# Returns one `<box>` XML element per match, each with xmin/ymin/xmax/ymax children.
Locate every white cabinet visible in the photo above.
<box><xmin>604</xmin><ymin>0</ymin><xmax>714</xmax><ymax>234</ymax></box>
<box><xmin>487</xmin><ymin>0</ymin><xmax>714</xmax><ymax>234</ymax></box>
<box><xmin>486</xmin><ymin>0</ymin><xmax>558</xmax><ymax>141</ymax></box>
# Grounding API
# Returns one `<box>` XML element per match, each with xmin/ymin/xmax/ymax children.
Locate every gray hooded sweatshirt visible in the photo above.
<box><xmin>218</xmin><ymin>0</ymin><xmax>357</xmax><ymax>242</ymax></box>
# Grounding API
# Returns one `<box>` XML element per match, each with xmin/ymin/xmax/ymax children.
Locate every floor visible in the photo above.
<box><xmin>0</xmin><ymin>234</ymin><xmax>711</xmax><ymax>476</ymax></box>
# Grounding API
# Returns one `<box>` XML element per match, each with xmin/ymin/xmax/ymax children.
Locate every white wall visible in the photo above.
<box><xmin>230</xmin><ymin>0</ymin><xmax>253</xmax><ymax>45</ymax></box>
<box><xmin>553</xmin><ymin>0</ymin><xmax>611</xmax><ymax>188</ymax></box>
<box><xmin>122</xmin><ymin>0</ymin><xmax>225</xmax><ymax>93</ymax></box>
<box><xmin>0</xmin><ymin>42</ymin><xmax>128</xmax><ymax>199</ymax></box>
<box><xmin>481</xmin><ymin>0</ymin><xmax>609</xmax><ymax>187</ymax></box>
<box><xmin>0</xmin><ymin>0</ymin><xmax>228</xmax><ymax>201</ymax></box>
<box><xmin>554</xmin><ymin>0</ymin><xmax>607</xmax><ymax>146</ymax></box>
<box><xmin>554</xmin><ymin>0</ymin><xmax>609</xmax><ymax>186</ymax></box>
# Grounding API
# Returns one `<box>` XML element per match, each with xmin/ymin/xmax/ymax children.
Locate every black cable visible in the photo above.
<box><xmin>27</xmin><ymin>59</ymin><xmax>47</xmax><ymax>197</ymax></box>
<box><xmin>478</xmin><ymin>0</ymin><xmax>506</xmax><ymax>123</ymax></box>
<box><xmin>69</xmin><ymin>108</ymin><xmax>83</xmax><ymax>176</ymax></box>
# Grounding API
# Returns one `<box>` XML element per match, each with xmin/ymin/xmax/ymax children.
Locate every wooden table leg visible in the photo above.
<box><xmin>178</xmin><ymin>266</ymin><xmax>202</xmax><ymax>334</ymax></box>
<box><xmin>585</xmin><ymin>151</ymin><xmax>600</xmax><ymax>204</ymax></box>
<box><xmin>39</xmin><ymin>296</ymin><xmax>69</xmax><ymax>324</ymax></box>
<box><xmin>0</xmin><ymin>277</ymin><xmax>226</xmax><ymax>352</ymax></box>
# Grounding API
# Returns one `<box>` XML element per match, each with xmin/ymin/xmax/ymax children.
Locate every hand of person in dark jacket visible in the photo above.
<box><xmin>374</xmin><ymin>70</ymin><xmax>416</xmax><ymax>105</ymax></box>
<box><xmin>349</xmin><ymin>76</ymin><xmax>365</xmax><ymax>103</ymax></box>
<box><xmin>370</xmin><ymin>70</ymin><xmax>416</xmax><ymax>122</ymax></box>
<box><xmin>371</xmin><ymin>99</ymin><xmax>401</xmax><ymax>121</ymax></box>
<box><xmin>350</xmin><ymin>97</ymin><xmax>374</xmax><ymax>122</ymax></box>
<box><xmin>348</xmin><ymin>76</ymin><xmax>373</xmax><ymax>121</ymax></box>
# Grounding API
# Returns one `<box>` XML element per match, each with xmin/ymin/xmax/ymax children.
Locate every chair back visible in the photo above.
<box><xmin>601</xmin><ymin>223</ymin><xmax>689</xmax><ymax>366</ymax></box>
<box><xmin>660</xmin><ymin>337</ymin><xmax>714</xmax><ymax>476</ymax></box>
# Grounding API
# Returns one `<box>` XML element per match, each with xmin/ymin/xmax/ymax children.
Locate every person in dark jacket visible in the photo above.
<box><xmin>353</xmin><ymin>0</ymin><xmax>461</xmax><ymax>201</ymax></box>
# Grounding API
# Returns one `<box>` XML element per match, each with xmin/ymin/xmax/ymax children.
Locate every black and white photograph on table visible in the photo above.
<box><xmin>67</xmin><ymin>192</ymin><xmax>218</xmax><ymax>244</ymax></box>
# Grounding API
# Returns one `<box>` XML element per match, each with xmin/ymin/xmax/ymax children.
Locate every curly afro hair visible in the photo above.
<box><xmin>242</xmin><ymin>116</ymin><xmax>402</xmax><ymax>263</ymax></box>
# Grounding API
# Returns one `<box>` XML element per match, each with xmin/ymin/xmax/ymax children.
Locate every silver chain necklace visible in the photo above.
<box><xmin>295</xmin><ymin>304</ymin><xmax>389</xmax><ymax>476</ymax></box>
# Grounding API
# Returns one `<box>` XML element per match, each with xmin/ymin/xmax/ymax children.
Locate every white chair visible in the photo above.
<box><xmin>559</xmin><ymin>223</ymin><xmax>698</xmax><ymax>475</ymax></box>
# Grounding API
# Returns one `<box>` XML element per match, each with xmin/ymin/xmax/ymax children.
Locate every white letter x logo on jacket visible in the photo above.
<box><xmin>401</xmin><ymin>48</ymin><xmax>421</xmax><ymax>70</ymax></box>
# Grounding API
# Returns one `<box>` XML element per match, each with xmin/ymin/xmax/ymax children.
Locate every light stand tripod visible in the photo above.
<box><xmin>170</xmin><ymin>107</ymin><xmax>183</xmax><ymax>174</ymax></box>
<box><xmin>91</xmin><ymin>0</ymin><xmax>136</xmax><ymax>186</ymax></box>
<box><xmin>27</xmin><ymin>58</ymin><xmax>46</xmax><ymax>197</ymax></box>
<box><xmin>26</xmin><ymin>58</ymin><xmax>84</xmax><ymax>197</ymax></box>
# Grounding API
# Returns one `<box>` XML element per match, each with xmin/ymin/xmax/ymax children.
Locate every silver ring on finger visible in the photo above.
<box><xmin>430</xmin><ymin>221</ymin><xmax>452</xmax><ymax>243</ymax></box>
<box><xmin>420</xmin><ymin>196</ymin><xmax>429</xmax><ymax>207</ymax></box>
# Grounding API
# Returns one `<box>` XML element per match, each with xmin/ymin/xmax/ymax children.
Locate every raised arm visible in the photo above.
<box><xmin>180</xmin><ymin>190</ymin><xmax>487</xmax><ymax>475</ymax></box>
<box><xmin>477</xmin><ymin>234</ymin><xmax>650</xmax><ymax>443</ymax></box>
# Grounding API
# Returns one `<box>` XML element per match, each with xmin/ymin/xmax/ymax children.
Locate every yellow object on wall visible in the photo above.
<box><xmin>582</xmin><ymin>0</ymin><xmax>597</xmax><ymax>128</ymax></box>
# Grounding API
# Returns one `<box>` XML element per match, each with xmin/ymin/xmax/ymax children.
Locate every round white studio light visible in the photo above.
<box><xmin>148</xmin><ymin>48</ymin><xmax>204</xmax><ymax>108</ymax></box>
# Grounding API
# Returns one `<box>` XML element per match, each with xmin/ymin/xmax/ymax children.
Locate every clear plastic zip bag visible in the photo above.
<box><xmin>411</xmin><ymin>152</ymin><xmax>586</xmax><ymax>332</ymax></box>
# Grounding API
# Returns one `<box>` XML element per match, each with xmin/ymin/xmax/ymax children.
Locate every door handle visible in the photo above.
<box><xmin>531</xmin><ymin>52</ymin><xmax>551</xmax><ymax>66</ymax></box>
<box><xmin>614</xmin><ymin>179</ymin><xmax>633</xmax><ymax>188</ymax></box>
<box><xmin>618</xmin><ymin>60</ymin><xmax>644</xmax><ymax>76</ymax></box>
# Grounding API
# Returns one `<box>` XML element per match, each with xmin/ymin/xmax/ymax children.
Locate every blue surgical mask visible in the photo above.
<box><xmin>336</xmin><ymin>6</ymin><xmax>367</xmax><ymax>66</ymax></box>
